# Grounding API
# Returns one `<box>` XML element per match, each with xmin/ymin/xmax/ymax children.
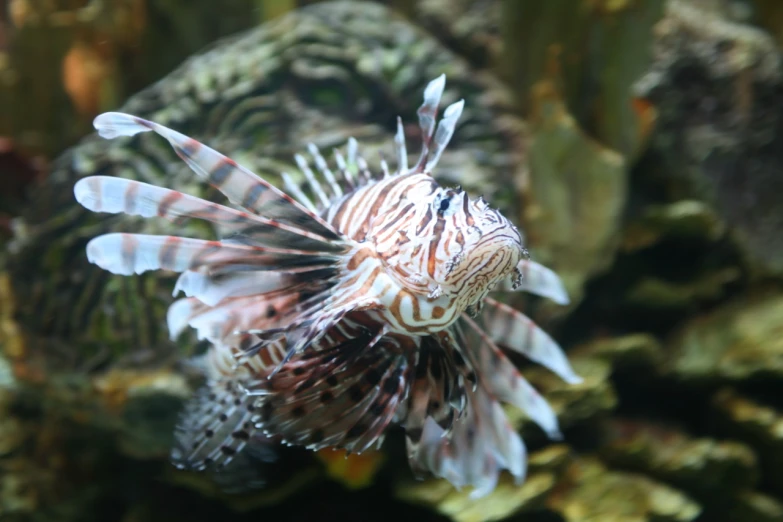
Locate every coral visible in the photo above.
<box><xmin>712</xmin><ymin>389</ymin><xmax>783</xmax><ymax>496</ymax></box>
<box><xmin>1</xmin><ymin>0</ymin><xmax>261</xmax><ymax>157</ymax></box>
<box><xmin>499</xmin><ymin>0</ymin><xmax>664</xmax><ymax>159</ymax></box>
<box><xmin>523</xmin><ymin>79</ymin><xmax>627</xmax><ymax>307</ymax></box>
<box><xmin>553</xmin><ymin>459</ymin><xmax>702</xmax><ymax>522</ymax></box>
<box><xmin>601</xmin><ymin>419</ymin><xmax>759</xmax><ymax>494</ymax></box>
<box><xmin>512</xmin><ymin>357</ymin><xmax>618</xmax><ymax>433</ymax></box>
<box><xmin>570</xmin><ymin>333</ymin><xmax>663</xmax><ymax>370</ymax></box>
<box><xmin>664</xmin><ymin>290</ymin><xmax>783</xmax><ymax>384</ymax></box>
<box><xmin>396</xmin><ymin>445</ymin><xmax>570</xmax><ymax>522</ymax></box>
<box><xmin>621</xmin><ymin>200</ymin><xmax>726</xmax><ymax>253</ymax></box>
<box><xmin>408</xmin><ymin>0</ymin><xmax>502</xmax><ymax>69</ymax></box>
<box><xmin>635</xmin><ymin>0</ymin><xmax>783</xmax><ymax>274</ymax></box>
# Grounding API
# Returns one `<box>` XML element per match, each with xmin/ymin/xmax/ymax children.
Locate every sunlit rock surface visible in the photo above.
<box><xmin>602</xmin><ymin>420</ymin><xmax>759</xmax><ymax>493</ymax></box>
<box><xmin>664</xmin><ymin>290</ymin><xmax>783</xmax><ymax>384</ymax></box>
<box><xmin>550</xmin><ymin>458</ymin><xmax>702</xmax><ymax>522</ymax></box>
<box><xmin>713</xmin><ymin>389</ymin><xmax>783</xmax><ymax>496</ymax></box>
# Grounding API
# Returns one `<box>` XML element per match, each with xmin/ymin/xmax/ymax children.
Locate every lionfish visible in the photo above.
<box><xmin>73</xmin><ymin>75</ymin><xmax>581</xmax><ymax>497</ymax></box>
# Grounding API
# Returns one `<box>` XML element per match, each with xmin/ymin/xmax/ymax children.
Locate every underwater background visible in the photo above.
<box><xmin>2</xmin><ymin>0</ymin><xmax>783</xmax><ymax>521</ymax></box>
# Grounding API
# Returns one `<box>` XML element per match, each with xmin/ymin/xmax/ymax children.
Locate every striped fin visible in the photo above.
<box><xmin>347</xmin><ymin>356</ymin><xmax>410</xmax><ymax>454</ymax></box>
<box><xmin>282</xmin><ymin>171</ymin><xmax>318</xmax><ymax>213</ymax></box>
<box><xmin>403</xmin><ymin>337</ymin><xmax>468</xmax><ymax>472</ymax></box>
<box><xmin>428</xmin><ymin>336</ymin><xmax>468</xmax><ymax>424</ymax></box>
<box><xmin>167</xmin><ymin>292</ymin><xmax>303</xmax><ymax>347</ymax></box>
<box><xmin>74</xmin><ymin>176</ymin><xmax>345</xmax><ymax>253</ymax></box>
<box><xmin>256</xmin><ymin>331</ymin><xmax>371</xmax><ymax>392</ymax></box>
<box><xmin>172</xmin><ymin>270</ymin><xmax>290</xmax><ymax>307</ymax></box>
<box><xmin>170</xmin><ymin>379</ymin><xmax>258</xmax><ymax>471</ymax></box>
<box><xmin>167</xmin><ymin>297</ymin><xmax>204</xmax><ymax>340</ymax></box>
<box><xmin>394</xmin><ymin>116</ymin><xmax>408</xmax><ymax>174</ymax></box>
<box><xmin>404</xmin><ymin>365</ymin><xmax>435</xmax><ymax>477</ymax></box>
<box><xmin>249</xmin><ymin>297</ymin><xmax>383</xmax><ymax>378</ymax></box>
<box><xmin>332</xmin><ymin>148</ymin><xmax>357</xmax><ymax>189</ymax></box>
<box><xmin>460</xmin><ymin>316</ymin><xmax>561</xmax><ymax>439</ymax></box>
<box><xmin>92</xmin><ymin>112</ymin><xmax>341</xmax><ymax>240</ymax></box>
<box><xmin>347</xmin><ymin>137</ymin><xmax>359</xmax><ymax>174</ymax></box>
<box><xmin>273</xmin><ymin>351</ymin><xmax>400</xmax><ymax>452</ymax></box>
<box><xmin>171</xmin><ymin>267</ymin><xmax>333</xmax><ymax>307</ymax></box>
<box><xmin>306</xmin><ymin>143</ymin><xmax>343</xmax><ymax>198</ymax></box>
<box><xmin>413</xmin><ymin>74</ymin><xmax>445</xmax><ymax>171</ymax></box>
<box><xmin>499</xmin><ymin>259</ymin><xmax>570</xmax><ymax>305</ymax></box>
<box><xmin>432</xmin><ymin>329</ymin><xmax>478</xmax><ymax>399</ymax></box>
<box><xmin>356</xmin><ymin>151</ymin><xmax>373</xmax><ymax>182</ymax></box>
<box><xmin>480</xmin><ymin>298</ymin><xmax>582</xmax><ymax>385</ymax></box>
<box><xmin>282</xmin><ymin>141</ymin><xmax>358</xmax><ymax>215</ymax></box>
<box><xmin>169</xmin><ymin>303</ymin><xmax>293</xmax><ymax>374</ymax></box>
<box><xmin>85</xmin><ymin>233</ymin><xmax>336</xmax><ymax>276</ymax></box>
<box><xmin>251</xmin><ymin>333</ymin><xmax>408</xmax><ymax>454</ymax></box>
<box><xmin>411</xmin><ymin>75</ymin><xmax>465</xmax><ymax>174</ymax></box>
<box><xmin>295</xmin><ymin>153</ymin><xmax>330</xmax><ymax>208</ymax></box>
<box><xmin>192</xmin><ymin>295</ymin><xmax>300</xmax><ymax>346</ymax></box>
<box><xmin>408</xmin><ymin>387</ymin><xmax>527</xmax><ymax>499</ymax></box>
<box><xmin>232</xmin><ymin>337</ymin><xmax>291</xmax><ymax>381</ymax></box>
<box><xmin>342</xmin><ymin>137</ymin><xmax>374</xmax><ymax>185</ymax></box>
<box><xmin>424</xmin><ymin>99</ymin><xmax>464</xmax><ymax>172</ymax></box>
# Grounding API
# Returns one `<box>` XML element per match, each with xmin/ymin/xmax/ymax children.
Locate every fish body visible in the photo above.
<box><xmin>73</xmin><ymin>75</ymin><xmax>580</xmax><ymax>497</ymax></box>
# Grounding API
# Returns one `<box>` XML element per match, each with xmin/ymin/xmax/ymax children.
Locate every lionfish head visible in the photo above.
<box><xmin>436</xmin><ymin>185</ymin><xmax>525</xmax><ymax>306</ymax></box>
<box><xmin>367</xmin><ymin>74</ymin><xmax>526</xmax><ymax>314</ymax></box>
<box><xmin>379</xmin><ymin>174</ymin><xmax>525</xmax><ymax>313</ymax></box>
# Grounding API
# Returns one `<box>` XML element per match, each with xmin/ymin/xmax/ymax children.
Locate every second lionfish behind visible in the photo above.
<box><xmin>73</xmin><ymin>75</ymin><xmax>581</xmax><ymax>497</ymax></box>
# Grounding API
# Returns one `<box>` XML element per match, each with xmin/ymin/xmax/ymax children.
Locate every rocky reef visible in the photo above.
<box><xmin>2</xmin><ymin>1</ymin><xmax>783</xmax><ymax>521</ymax></box>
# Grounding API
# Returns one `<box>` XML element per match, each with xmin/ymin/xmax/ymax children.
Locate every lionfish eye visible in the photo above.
<box><xmin>436</xmin><ymin>188</ymin><xmax>461</xmax><ymax>216</ymax></box>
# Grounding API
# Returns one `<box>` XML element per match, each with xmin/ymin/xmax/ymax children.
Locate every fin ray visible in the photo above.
<box><xmin>460</xmin><ymin>316</ymin><xmax>561</xmax><ymax>439</ymax></box>
<box><xmin>74</xmin><ymin>175</ymin><xmax>346</xmax><ymax>253</ymax></box>
<box><xmin>171</xmin><ymin>380</ymin><xmax>256</xmax><ymax>471</ymax></box>
<box><xmin>85</xmin><ymin>233</ymin><xmax>336</xmax><ymax>276</ymax></box>
<box><xmin>92</xmin><ymin>112</ymin><xmax>341</xmax><ymax>240</ymax></box>
<box><xmin>481</xmin><ymin>297</ymin><xmax>582</xmax><ymax>385</ymax></box>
